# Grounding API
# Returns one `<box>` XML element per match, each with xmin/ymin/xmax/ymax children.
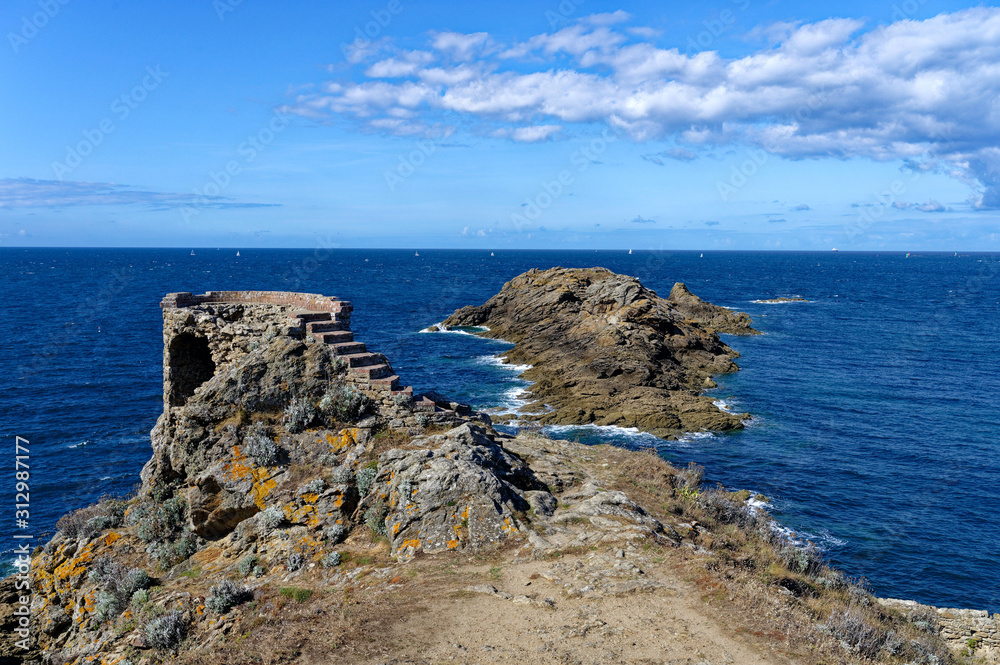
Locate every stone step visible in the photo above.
<box><xmin>341</xmin><ymin>353</ymin><xmax>383</xmax><ymax>368</ymax></box>
<box><xmin>314</xmin><ymin>330</ymin><xmax>353</xmax><ymax>344</ymax></box>
<box><xmin>371</xmin><ymin>375</ymin><xmax>402</xmax><ymax>391</ymax></box>
<box><xmin>350</xmin><ymin>363</ymin><xmax>394</xmax><ymax>380</ymax></box>
<box><xmin>391</xmin><ymin>385</ymin><xmax>414</xmax><ymax>397</ymax></box>
<box><xmin>412</xmin><ymin>396</ymin><xmax>437</xmax><ymax>412</ymax></box>
<box><xmin>331</xmin><ymin>342</ymin><xmax>367</xmax><ymax>355</ymax></box>
<box><xmin>292</xmin><ymin>311</ymin><xmax>332</xmax><ymax>323</ymax></box>
<box><xmin>308</xmin><ymin>320</ymin><xmax>348</xmax><ymax>333</ymax></box>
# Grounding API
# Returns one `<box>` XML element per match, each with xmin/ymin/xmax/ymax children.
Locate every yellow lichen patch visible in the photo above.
<box><xmin>289</xmin><ymin>504</ymin><xmax>319</xmax><ymax>527</ymax></box>
<box><xmin>447</xmin><ymin>539</ymin><xmax>459</xmax><ymax>549</ymax></box>
<box><xmin>300</xmin><ymin>492</ymin><xmax>319</xmax><ymax>504</ymax></box>
<box><xmin>54</xmin><ymin>546</ymin><xmax>94</xmax><ymax>582</ymax></box>
<box><xmin>327</xmin><ymin>428</ymin><xmax>360</xmax><ymax>452</ymax></box>
<box><xmin>101</xmin><ymin>532</ymin><xmax>121</xmax><ymax>547</ymax></box>
<box><xmin>224</xmin><ymin>445</ymin><xmax>277</xmax><ymax>509</ymax></box>
<box><xmin>401</xmin><ymin>539</ymin><xmax>420</xmax><ymax>551</ymax></box>
<box><xmin>391</xmin><ymin>522</ymin><xmax>401</xmax><ymax>536</ymax></box>
<box><xmin>501</xmin><ymin>517</ymin><xmax>516</xmax><ymax>533</ymax></box>
<box><xmin>79</xmin><ymin>589</ymin><xmax>97</xmax><ymax>623</ymax></box>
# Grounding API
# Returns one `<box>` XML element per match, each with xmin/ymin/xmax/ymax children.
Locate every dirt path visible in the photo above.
<box><xmin>349</xmin><ymin>547</ymin><xmax>797</xmax><ymax>665</ymax></box>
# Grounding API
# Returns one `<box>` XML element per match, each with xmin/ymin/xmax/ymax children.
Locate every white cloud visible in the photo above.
<box><xmin>291</xmin><ymin>8</ymin><xmax>1000</xmax><ymax>206</ymax></box>
<box><xmin>432</xmin><ymin>31</ymin><xmax>493</xmax><ymax>61</ymax></box>
<box><xmin>0</xmin><ymin>178</ymin><xmax>279</xmax><ymax>209</ymax></box>
<box><xmin>510</xmin><ymin>125</ymin><xmax>562</xmax><ymax>142</ymax></box>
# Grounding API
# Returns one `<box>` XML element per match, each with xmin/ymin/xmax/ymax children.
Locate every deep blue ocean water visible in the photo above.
<box><xmin>1</xmin><ymin>248</ymin><xmax>997</xmax><ymax>613</ymax></box>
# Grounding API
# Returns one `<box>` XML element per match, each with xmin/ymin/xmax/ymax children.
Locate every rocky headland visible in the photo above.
<box><xmin>442</xmin><ymin>268</ymin><xmax>758</xmax><ymax>437</ymax></box>
<box><xmin>0</xmin><ymin>289</ymin><xmax>992</xmax><ymax>665</ymax></box>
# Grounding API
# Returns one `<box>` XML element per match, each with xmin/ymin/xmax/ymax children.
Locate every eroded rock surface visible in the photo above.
<box><xmin>443</xmin><ymin>267</ymin><xmax>754</xmax><ymax>437</ymax></box>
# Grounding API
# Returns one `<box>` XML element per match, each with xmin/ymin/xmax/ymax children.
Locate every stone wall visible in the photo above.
<box><xmin>879</xmin><ymin>598</ymin><xmax>1000</xmax><ymax>662</ymax></box>
<box><xmin>160</xmin><ymin>299</ymin><xmax>309</xmax><ymax>410</ymax></box>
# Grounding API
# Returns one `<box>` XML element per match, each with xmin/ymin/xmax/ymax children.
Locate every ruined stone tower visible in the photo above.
<box><xmin>158</xmin><ymin>291</ymin><xmax>418</xmax><ymax>420</ymax></box>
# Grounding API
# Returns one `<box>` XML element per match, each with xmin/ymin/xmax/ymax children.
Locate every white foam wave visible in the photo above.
<box><xmin>476</xmin><ymin>355</ymin><xmax>532</xmax><ymax>373</ymax></box>
<box><xmin>418</xmin><ymin>323</ymin><xmax>490</xmax><ymax>335</ymax></box>
<box><xmin>543</xmin><ymin>423</ymin><xmax>665</xmax><ymax>448</ymax></box>
<box><xmin>68</xmin><ymin>441</ymin><xmax>90</xmax><ymax>449</ymax></box>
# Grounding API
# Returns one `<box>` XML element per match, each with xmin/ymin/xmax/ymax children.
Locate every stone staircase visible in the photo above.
<box><xmin>290</xmin><ymin>307</ymin><xmax>413</xmax><ymax>397</ymax></box>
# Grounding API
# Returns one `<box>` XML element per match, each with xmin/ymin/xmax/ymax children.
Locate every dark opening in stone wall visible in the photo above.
<box><xmin>168</xmin><ymin>334</ymin><xmax>216</xmax><ymax>406</ymax></box>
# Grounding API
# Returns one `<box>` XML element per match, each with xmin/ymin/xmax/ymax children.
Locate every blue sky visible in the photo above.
<box><xmin>2</xmin><ymin>0</ymin><xmax>999</xmax><ymax>250</ymax></box>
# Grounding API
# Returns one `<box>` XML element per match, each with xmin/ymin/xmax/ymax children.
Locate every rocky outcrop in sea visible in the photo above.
<box><xmin>442</xmin><ymin>267</ymin><xmax>757</xmax><ymax>437</ymax></box>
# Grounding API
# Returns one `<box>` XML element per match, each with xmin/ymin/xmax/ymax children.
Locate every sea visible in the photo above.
<box><xmin>1</xmin><ymin>248</ymin><xmax>997</xmax><ymax>613</ymax></box>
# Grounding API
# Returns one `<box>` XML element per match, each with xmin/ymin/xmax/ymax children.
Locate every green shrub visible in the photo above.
<box><xmin>57</xmin><ymin>496</ymin><xmax>128</xmax><ymax>539</ymax></box>
<box><xmin>153</xmin><ymin>532</ymin><xmax>198</xmax><ymax>569</ymax></box>
<box><xmin>89</xmin><ymin>558</ymin><xmax>152</xmax><ymax>623</ymax></box>
<box><xmin>237</xmin><ymin>554</ymin><xmax>260</xmax><ymax>578</ymax></box>
<box><xmin>279</xmin><ymin>587</ymin><xmax>313</xmax><ymax>603</ymax></box>
<box><xmin>144</xmin><ymin>610</ymin><xmax>187</xmax><ymax>650</ymax></box>
<box><xmin>364</xmin><ymin>500</ymin><xmax>388</xmax><ymax>537</ymax></box>
<box><xmin>205</xmin><ymin>580</ymin><xmax>252</xmax><ymax>614</ymax></box>
<box><xmin>133</xmin><ymin>497</ymin><xmax>187</xmax><ymax>544</ymax></box>
<box><xmin>131</xmin><ymin>589</ymin><xmax>149</xmax><ymax>608</ymax></box>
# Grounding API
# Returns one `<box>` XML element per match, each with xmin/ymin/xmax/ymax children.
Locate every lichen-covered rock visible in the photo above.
<box><xmin>367</xmin><ymin>424</ymin><xmax>537</xmax><ymax>560</ymax></box>
<box><xmin>443</xmin><ymin>267</ymin><xmax>753</xmax><ymax>438</ymax></box>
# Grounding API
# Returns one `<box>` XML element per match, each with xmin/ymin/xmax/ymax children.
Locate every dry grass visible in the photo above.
<box><xmin>597</xmin><ymin>445</ymin><xmax>962</xmax><ymax>665</ymax></box>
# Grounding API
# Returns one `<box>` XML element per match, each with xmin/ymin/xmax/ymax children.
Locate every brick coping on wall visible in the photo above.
<box><xmin>160</xmin><ymin>291</ymin><xmax>352</xmax><ymax>315</ymax></box>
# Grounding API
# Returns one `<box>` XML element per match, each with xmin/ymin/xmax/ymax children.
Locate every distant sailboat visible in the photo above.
<box><xmin>906</xmin><ymin>253</ymin><xmax>911</xmax><ymax>258</ymax></box>
<box><xmin>190</xmin><ymin>250</ymin><xmax>195</xmax><ymax>256</ymax></box>
<box><xmin>414</xmin><ymin>251</ymin><xmax>420</xmax><ymax>257</ymax></box>
<box><xmin>832</xmin><ymin>248</ymin><xmax>839</xmax><ymax>252</ymax></box>
<box><xmin>700</xmin><ymin>253</ymin><xmax>704</xmax><ymax>258</ymax></box>
<box><xmin>236</xmin><ymin>251</ymin><xmax>240</xmax><ymax>257</ymax></box>
<box><xmin>628</xmin><ymin>249</ymin><xmax>632</xmax><ymax>254</ymax></box>
<box><xmin>490</xmin><ymin>252</ymin><xmax>495</xmax><ymax>256</ymax></box>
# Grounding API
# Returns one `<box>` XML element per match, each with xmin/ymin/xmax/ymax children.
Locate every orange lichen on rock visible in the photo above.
<box><xmin>327</xmin><ymin>428</ymin><xmax>360</xmax><ymax>452</ymax></box>
<box><xmin>225</xmin><ymin>444</ymin><xmax>278</xmax><ymax>509</ymax></box>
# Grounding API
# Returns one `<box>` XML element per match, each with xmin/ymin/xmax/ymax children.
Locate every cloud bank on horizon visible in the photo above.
<box><xmin>286</xmin><ymin>7</ymin><xmax>1000</xmax><ymax>210</ymax></box>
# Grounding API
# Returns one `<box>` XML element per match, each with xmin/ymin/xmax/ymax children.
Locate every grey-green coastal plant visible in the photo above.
<box><xmin>319</xmin><ymin>386</ymin><xmax>372</xmax><ymax>422</ymax></box>
<box><xmin>205</xmin><ymin>579</ymin><xmax>252</xmax><ymax>614</ymax></box>
<box><xmin>259</xmin><ymin>506</ymin><xmax>284</xmax><ymax>530</ymax></box>
<box><xmin>283</xmin><ymin>396</ymin><xmax>316</xmax><ymax>433</ymax></box>
<box><xmin>144</xmin><ymin>610</ymin><xmax>187</xmax><ymax>650</ymax></box>
<box><xmin>355</xmin><ymin>466</ymin><xmax>377</xmax><ymax>497</ymax></box>
<box><xmin>237</xmin><ymin>554</ymin><xmax>260</xmax><ymax>578</ymax></box>
<box><xmin>89</xmin><ymin>557</ymin><xmax>152</xmax><ymax>624</ymax></box>
<box><xmin>243</xmin><ymin>423</ymin><xmax>281</xmax><ymax>467</ymax></box>
<box><xmin>364</xmin><ymin>499</ymin><xmax>388</xmax><ymax>537</ymax></box>
<box><xmin>323</xmin><ymin>524</ymin><xmax>345</xmax><ymax>544</ymax></box>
